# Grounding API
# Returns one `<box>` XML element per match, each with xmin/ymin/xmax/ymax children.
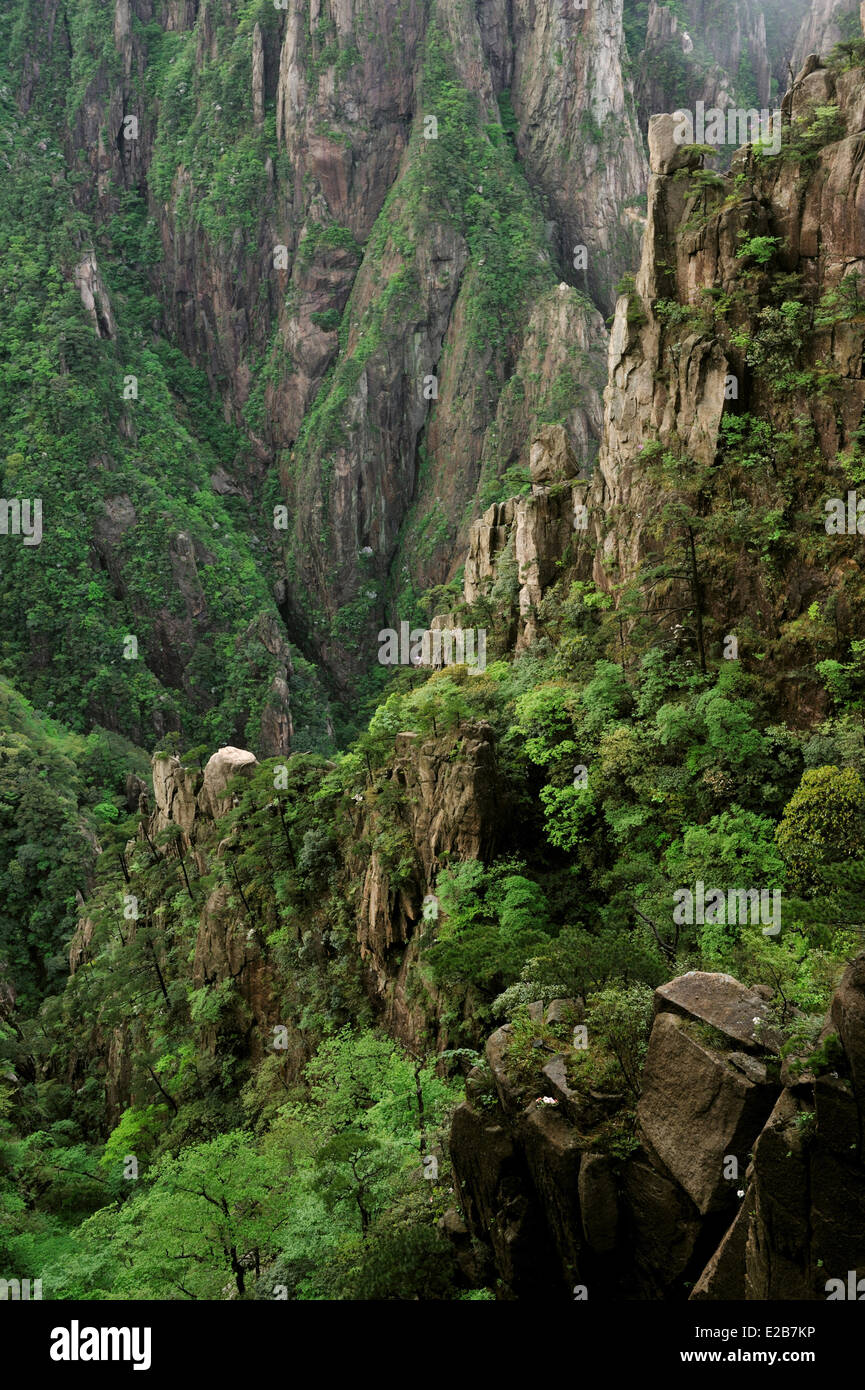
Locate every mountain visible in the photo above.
<box><xmin>2</xmin><ymin>0</ymin><xmax>865</xmax><ymax>1306</ymax></box>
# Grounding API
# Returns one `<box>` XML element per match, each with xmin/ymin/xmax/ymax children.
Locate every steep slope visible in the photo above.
<box><xmin>461</xmin><ymin>42</ymin><xmax>865</xmax><ymax>721</ymax></box>
<box><xmin>0</xmin><ymin>0</ymin><xmax>334</xmax><ymax>754</ymax></box>
<box><xmin>2</xmin><ymin>0</ymin><xmax>651</xmax><ymax>706</ymax></box>
<box><xmin>429</xmin><ymin>35</ymin><xmax>865</xmax><ymax>1301</ymax></box>
<box><xmin>5</xmin><ymin>0</ymin><xmax>857</xmax><ymax>727</ymax></box>
<box><xmin>792</xmin><ymin>0</ymin><xmax>862</xmax><ymax>72</ymax></box>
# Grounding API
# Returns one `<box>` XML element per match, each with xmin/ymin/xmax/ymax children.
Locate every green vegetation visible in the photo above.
<box><xmin>0</xmin><ymin>8</ymin><xmax>331</xmax><ymax>754</ymax></box>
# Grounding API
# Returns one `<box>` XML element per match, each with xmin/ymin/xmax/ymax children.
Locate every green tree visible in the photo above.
<box><xmin>52</xmin><ymin>1131</ymin><xmax>293</xmax><ymax>1299</ymax></box>
<box><xmin>775</xmin><ymin>766</ymin><xmax>865</xmax><ymax>893</ymax></box>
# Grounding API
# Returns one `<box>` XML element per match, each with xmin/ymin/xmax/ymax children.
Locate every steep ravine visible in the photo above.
<box><xmin>8</xmin><ymin>0</ymin><xmax>810</xmax><ymax>713</ymax></box>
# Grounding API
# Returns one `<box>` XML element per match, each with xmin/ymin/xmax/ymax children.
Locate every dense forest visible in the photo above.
<box><xmin>2</xmin><ymin>0</ymin><xmax>865</xmax><ymax>1306</ymax></box>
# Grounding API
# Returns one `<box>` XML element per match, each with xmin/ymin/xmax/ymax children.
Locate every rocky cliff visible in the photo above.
<box><xmin>65</xmin><ymin>716</ymin><xmax>509</xmax><ymax>1121</ymax></box>
<box><xmin>7</xmin><ymin>0</ymin><xmax>857</xmax><ymax>737</ymax></box>
<box><xmin>458</xmin><ymin>37</ymin><xmax>865</xmax><ymax>718</ymax></box>
<box><xmin>634</xmin><ymin>0</ymin><xmax>776</xmax><ymax>133</ymax></box>
<box><xmin>13</xmin><ymin>0</ymin><xmax>649</xmax><ymax>704</ymax></box>
<box><xmin>792</xmin><ymin>0</ymin><xmax>862</xmax><ymax>72</ymax></box>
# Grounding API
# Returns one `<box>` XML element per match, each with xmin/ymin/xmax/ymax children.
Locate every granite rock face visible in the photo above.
<box><xmin>38</xmin><ymin>0</ymin><xmax>647</xmax><ymax>693</ymax></box>
<box><xmin>20</xmin><ymin>0</ymin><xmax>849</xmax><ymax>710</ymax></box>
<box><xmin>454</xmin><ymin>40</ymin><xmax>865</xmax><ymax>725</ymax></box>
<box><xmin>354</xmin><ymin>721</ymin><xmax>507</xmax><ymax>1046</ymax></box>
<box><xmin>792</xmin><ymin>0</ymin><xmax>861</xmax><ymax>73</ymax></box>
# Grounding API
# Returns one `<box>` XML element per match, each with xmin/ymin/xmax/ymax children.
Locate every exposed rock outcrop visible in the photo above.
<box><xmin>503</xmin><ymin>0</ymin><xmax>648</xmax><ymax>315</ymax></box>
<box><xmin>448</xmin><ymin>962</ymin><xmax>865</xmax><ymax>1300</ymax></box>
<box><xmin>455</xmin><ymin>50</ymin><xmax>865</xmax><ymax>721</ymax></box>
<box><xmin>637</xmin><ymin>1010</ymin><xmax>777</xmax><ymax>1215</ymax></box>
<box><xmin>84</xmin><ymin>713</ymin><xmax>508</xmax><ymax>1116</ymax></box>
<box><xmin>73</xmin><ymin>252</ymin><xmax>117</xmax><ymax>339</ymax></box>
<box><xmin>635</xmin><ymin>0</ymin><xmax>775</xmax><ymax>135</ymax></box>
<box><xmin>200</xmin><ymin>746</ymin><xmax>258</xmax><ymax>820</ymax></box>
<box><xmin>354</xmin><ymin>720</ymin><xmax>506</xmax><ymax>1044</ymax></box>
<box><xmin>792</xmin><ymin>0</ymin><xmax>861</xmax><ymax>73</ymax></box>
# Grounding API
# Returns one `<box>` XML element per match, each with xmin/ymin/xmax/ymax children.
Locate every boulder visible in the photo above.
<box><xmin>743</xmin><ymin>1080</ymin><xmax>865</xmax><ymax>1300</ymax></box>
<box><xmin>529</xmin><ymin>424</ymin><xmax>579</xmax><ymax>485</ymax></box>
<box><xmin>637</xmin><ymin>1011</ymin><xmax>779</xmax><ymax>1214</ymax></box>
<box><xmin>743</xmin><ymin>1089</ymin><xmax>816</xmax><ymax>1299</ymax></box>
<box><xmin>199</xmin><ymin>747</ymin><xmax>258</xmax><ymax>820</ymax></box>
<box><xmin>814</xmin><ymin>1071</ymin><xmax>860</xmax><ymax>1158</ymax></box>
<box><xmin>653</xmin><ymin>970</ymin><xmax>781</xmax><ymax>1053</ymax></box>
<box><xmin>438</xmin><ymin>1208</ymin><xmax>490</xmax><ymax>1286</ymax></box>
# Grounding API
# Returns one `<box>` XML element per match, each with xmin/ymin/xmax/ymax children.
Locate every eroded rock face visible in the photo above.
<box><xmin>252</xmin><ymin>21</ymin><xmax>264</xmax><ymax>126</ymax></box>
<box><xmin>199</xmin><ymin>747</ymin><xmax>258</xmax><ymax>820</ymax></box>
<box><xmin>68</xmin><ymin>917</ymin><xmax>95</xmax><ymax>975</ymax></box>
<box><xmin>36</xmin><ymin>0</ymin><xmax>865</xmax><ymax>715</ymax></box>
<box><xmin>636</xmin><ymin>0</ymin><xmax>775</xmax><ymax>135</ymax></box>
<box><xmin>123</xmin><ymin>718</ymin><xmax>507</xmax><ymax>1086</ymax></box>
<box><xmin>354</xmin><ymin>721</ymin><xmax>506</xmax><ymax>1045</ymax></box>
<box><xmin>464</xmin><ymin>468</ymin><xmax>591</xmax><ymax>651</ymax></box>
<box><xmin>151</xmin><ymin>755</ymin><xmax>200</xmax><ymax>837</ymax></box>
<box><xmin>448</xmin><ymin>961</ymin><xmax>865</xmax><ymax>1300</ymax></box>
<box><xmin>560</xmin><ymin>55</ymin><xmax>865</xmax><ymax>722</ymax></box>
<box><xmin>61</xmin><ymin>0</ymin><xmax>628</xmax><ymax>692</ymax></box>
<box><xmin>504</xmin><ymin>0</ymin><xmax>647</xmax><ymax>315</ymax></box>
<box><xmin>530</xmin><ymin>425</ymin><xmax>580</xmax><ymax>486</ymax></box>
<box><xmin>584</xmin><ymin>121</ymin><xmax>731</xmax><ymax>595</ymax></box>
<box><xmin>637</xmin><ymin>1011</ymin><xmax>777</xmax><ymax>1214</ymax></box>
<box><xmin>73</xmin><ymin>252</ymin><xmax>117</xmax><ymax>339</ymax></box>
<box><xmin>192</xmin><ymin>884</ymin><xmax>275</xmax><ymax>1059</ymax></box>
<box><xmin>792</xmin><ymin>0</ymin><xmax>861</xmax><ymax>72</ymax></box>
